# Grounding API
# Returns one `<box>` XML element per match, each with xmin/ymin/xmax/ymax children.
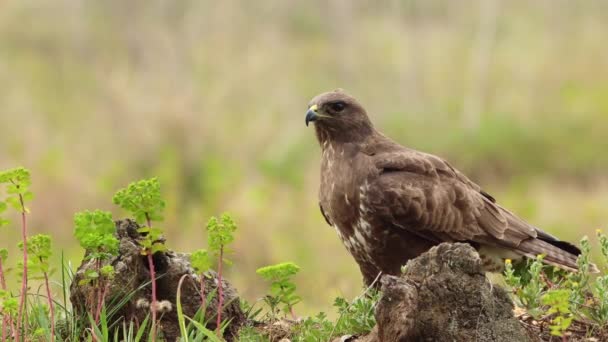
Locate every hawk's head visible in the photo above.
<box><xmin>305</xmin><ymin>89</ymin><xmax>374</xmax><ymax>144</ymax></box>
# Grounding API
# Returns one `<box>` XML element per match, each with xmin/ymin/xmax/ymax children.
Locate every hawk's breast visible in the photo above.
<box><xmin>333</xmin><ymin>179</ymin><xmax>382</xmax><ymax>276</ymax></box>
<box><xmin>319</xmin><ymin>144</ymin><xmax>379</xmax><ymax>272</ymax></box>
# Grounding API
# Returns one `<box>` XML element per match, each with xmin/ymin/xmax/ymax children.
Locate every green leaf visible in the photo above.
<box><xmin>256</xmin><ymin>262</ymin><xmax>300</xmax><ymax>281</ymax></box>
<box><xmin>207</xmin><ymin>213</ymin><xmax>237</xmax><ymax>254</ymax></box>
<box><xmin>134</xmin><ymin>315</ymin><xmax>150</xmax><ymax>342</ymax></box>
<box><xmin>74</xmin><ymin>210</ymin><xmax>119</xmax><ymax>259</ymax></box>
<box><xmin>112</xmin><ymin>178</ymin><xmax>165</xmax><ymax>225</ymax></box>
<box><xmin>22</xmin><ymin>191</ymin><xmax>34</xmax><ymax>202</ymax></box>
<box><xmin>22</xmin><ymin>234</ymin><xmax>52</xmax><ymax>263</ymax></box>
<box><xmin>176</xmin><ymin>274</ymin><xmax>189</xmax><ymax>342</ymax></box>
<box><xmin>191</xmin><ymin>249</ymin><xmax>212</xmax><ymax>273</ymax></box>
<box><xmin>6</xmin><ymin>184</ymin><xmax>19</xmax><ymax>195</ymax></box>
<box><xmin>85</xmin><ymin>270</ymin><xmax>100</xmax><ymax>279</ymax></box>
<box><xmin>0</xmin><ymin>167</ymin><xmax>30</xmax><ymax>185</ymax></box>
<box><xmin>100</xmin><ymin>265</ymin><xmax>115</xmax><ymax>279</ymax></box>
<box><xmin>150</xmin><ymin>243</ymin><xmax>167</xmax><ymax>254</ymax></box>
<box><xmin>184</xmin><ymin>317</ymin><xmax>223</xmax><ymax>342</ymax></box>
<box><xmin>100</xmin><ymin>305</ymin><xmax>109</xmax><ymax>342</ymax></box>
<box><xmin>6</xmin><ymin>196</ymin><xmax>22</xmax><ymax>211</ymax></box>
<box><xmin>78</xmin><ymin>278</ymin><xmax>91</xmax><ymax>286</ymax></box>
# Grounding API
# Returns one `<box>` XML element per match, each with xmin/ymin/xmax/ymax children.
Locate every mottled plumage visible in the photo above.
<box><xmin>306</xmin><ymin>89</ymin><xmax>595</xmax><ymax>285</ymax></box>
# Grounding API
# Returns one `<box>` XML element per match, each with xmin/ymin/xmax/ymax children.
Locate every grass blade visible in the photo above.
<box><xmin>176</xmin><ymin>274</ymin><xmax>189</xmax><ymax>342</ymax></box>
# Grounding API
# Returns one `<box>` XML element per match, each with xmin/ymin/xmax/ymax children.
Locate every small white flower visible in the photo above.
<box><xmin>152</xmin><ymin>300</ymin><xmax>173</xmax><ymax>313</ymax></box>
<box><xmin>136</xmin><ymin>298</ymin><xmax>149</xmax><ymax>309</ymax></box>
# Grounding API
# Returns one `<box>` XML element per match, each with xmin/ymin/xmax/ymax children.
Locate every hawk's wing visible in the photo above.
<box><xmin>367</xmin><ymin>149</ymin><xmax>582</xmax><ymax>270</ymax></box>
<box><xmin>319</xmin><ymin>202</ymin><xmax>333</xmax><ymax>226</ymax></box>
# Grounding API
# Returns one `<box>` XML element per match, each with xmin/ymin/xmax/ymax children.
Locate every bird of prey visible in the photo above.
<box><xmin>305</xmin><ymin>89</ymin><xmax>595</xmax><ymax>286</ymax></box>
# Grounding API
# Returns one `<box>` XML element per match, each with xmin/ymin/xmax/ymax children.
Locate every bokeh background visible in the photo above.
<box><xmin>1</xmin><ymin>0</ymin><xmax>607</xmax><ymax>315</ymax></box>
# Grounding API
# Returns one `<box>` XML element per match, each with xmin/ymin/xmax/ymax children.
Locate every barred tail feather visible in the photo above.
<box><xmin>516</xmin><ymin>238</ymin><xmax>599</xmax><ymax>273</ymax></box>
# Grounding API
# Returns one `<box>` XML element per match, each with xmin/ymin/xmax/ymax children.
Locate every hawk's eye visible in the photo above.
<box><xmin>328</xmin><ymin>101</ymin><xmax>346</xmax><ymax>113</ymax></box>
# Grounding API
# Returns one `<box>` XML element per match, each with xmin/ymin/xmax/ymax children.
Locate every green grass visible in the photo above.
<box><xmin>0</xmin><ymin>168</ymin><xmax>381</xmax><ymax>341</ymax></box>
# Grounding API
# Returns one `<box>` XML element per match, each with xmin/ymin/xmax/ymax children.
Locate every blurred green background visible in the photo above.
<box><xmin>1</xmin><ymin>0</ymin><xmax>607</xmax><ymax>315</ymax></box>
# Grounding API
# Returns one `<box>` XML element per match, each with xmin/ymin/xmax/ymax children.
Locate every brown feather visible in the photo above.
<box><xmin>308</xmin><ymin>90</ymin><xmax>595</xmax><ymax>285</ymax></box>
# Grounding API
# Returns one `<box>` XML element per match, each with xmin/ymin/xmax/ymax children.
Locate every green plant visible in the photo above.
<box><xmin>332</xmin><ymin>292</ymin><xmax>378</xmax><ymax>335</ymax></box>
<box><xmin>504</xmin><ymin>255</ymin><xmax>545</xmax><ymax>318</ymax></box>
<box><xmin>256</xmin><ymin>262</ymin><xmax>301</xmax><ymax>319</ymax></box>
<box><xmin>290</xmin><ymin>292</ymin><xmax>379</xmax><ymax>342</ymax></box>
<box><xmin>74</xmin><ymin>209</ymin><xmax>119</xmax><ymax>329</ymax></box>
<box><xmin>112</xmin><ymin>178</ymin><xmax>165</xmax><ymax>225</ymax></box>
<box><xmin>176</xmin><ymin>274</ymin><xmax>224</xmax><ymax>342</ymax></box>
<box><xmin>505</xmin><ymin>234</ymin><xmax>608</xmax><ymax>337</ymax></box>
<box><xmin>206</xmin><ymin>213</ymin><xmax>237</xmax><ymax>335</ymax></box>
<box><xmin>74</xmin><ymin>210</ymin><xmax>119</xmax><ymax>262</ymax></box>
<box><xmin>113</xmin><ymin>178</ymin><xmax>166</xmax><ymax>342</ymax></box>
<box><xmin>0</xmin><ymin>288</ymin><xmax>18</xmax><ymax>341</ymax></box>
<box><xmin>19</xmin><ymin>234</ymin><xmax>55</xmax><ymax>341</ymax></box>
<box><xmin>191</xmin><ymin>249</ymin><xmax>212</xmax><ymax>320</ymax></box>
<box><xmin>292</xmin><ymin>312</ymin><xmax>334</xmax><ymax>342</ymax></box>
<box><xmin>0</xmin><ymin>167</ymin><xmax>33</xmax><ymax>342</ymax></box>
<box><xmin>589</xmin><ymin>230</ymin><xmax>608</xmax><ymax>326</ymax></box>
<box><xmin>568</xmin><ymin>236</ymin><xmax>592</xmax><ymax>311</ymax></box>
<box><xmin>0</xmin><ymin>248</ymin><xmax>12</xmax><ymax>340</ymax></box>
<box><xmin>541</xmin><ymin>289</ymin><xmax>573</xmax><ymax>337</ymax></box>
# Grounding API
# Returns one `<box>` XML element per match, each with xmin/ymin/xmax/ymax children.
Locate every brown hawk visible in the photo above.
<box><xmin>305</xmin><ymin>89</ymin><xmax>596</xmax><ymax>286</ymax></box>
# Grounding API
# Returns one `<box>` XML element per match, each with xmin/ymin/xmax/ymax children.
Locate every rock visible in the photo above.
<box><xmin>367</xmin><ymin>242</ymin><xmax>530</xmax><ymax>342</ymax></box>
<box><xmin>69</xmin><ymin>219</ymin><xmax>245</xmax><ymax>341</ymax></box>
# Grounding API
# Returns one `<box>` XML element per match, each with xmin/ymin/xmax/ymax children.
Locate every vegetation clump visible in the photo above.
<box><xmin>206</xmin><ymin>213</ymin><xmax>237</xmax><ymax>335</ymax></box>
<box><xmin>504</xmin><ymin>231</ymin><xmax>608</xmax><ymax>339</ymax></box>
<box><xmin>0</xmin><ymin>167</ymin><xmax>34</xmax><ymax>341</ymax></box>
<box><xmin>190</xmin><ymin>248</ymin><xmax>212</xmax><ymax>320</ymax></box>
<box><xmin>113</xmin><ymin>178</ymin><xmax>167</xmax><ymax>341</ymax></box>
<box><xmin>73</xmin><ymin>210</ymin><xmax>120</xmax><ymax>333</ymax></box>
<box><xmin>1</xmin><ymin>166</ymin><xmax>607</xmax><ymax>341</ymax></box>
<box><xmin>256</xmin><ymin>262</ymin><xmax>301</xmax><ymax>319</ymax></box>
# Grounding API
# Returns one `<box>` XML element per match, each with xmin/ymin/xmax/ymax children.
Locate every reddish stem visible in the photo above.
<box><xmin>7</xmin><ymin>317</ymin><xmax>17</xmax><ymax>342</ymax></box>
<box><xmin>1</xmin><ymin>258</ymin><xmax>5</xmax><ymax>342</ymax></box>
<box><xmin>0</xmin><ymin>258</ymin><xmax>6</xmax><ymax>290</ymax></box>
<box><xmin>200</xmin><ymin>273</ymin><xmax>206</xmax><ymax>321</ymax></box>
<box><xmin>0</xmin><ymin>258</ymin><xmax>11</xmax><ymax>341</ymax></box>
<box><xmin>145</xmin><ymin>213</ymin><xmax>157</xmax><ymax>342</ymax></box>
<box><xmin>290</xmin><ymin>306</ymin><xmax>297</xmax><ymax>320</ymax></box>
<box><xmin>43</xmin><ymin>270</ymin><xmax>55</xmax><ymax>342</ymax></box>
<box><xmin>16</xmin><ymin>193</ymin><xmax>28</xmax><ymax>342</ymax></box>
<box><xmin>95</xmin><ymin>279</ymin><xmax>109</xmax><ymax>323</ymax></box>
<box><xmin>88</xmin><ymin>259</ymin><xmax>100</xmax><ymax>342</ymax></box>
<box><xmin>147</xmin><ymin>253</ymin><xmax>157</xmax><ymax>342</ymax></box>
<box><xmin>216</xmin><ymin>246</ymin><xmax>224</xmax><ymax>336</ymax></box>
<box><xmin>93</xmin><ymin>259</ymin><xmax>101</xmax><ymax>323</ymax></box>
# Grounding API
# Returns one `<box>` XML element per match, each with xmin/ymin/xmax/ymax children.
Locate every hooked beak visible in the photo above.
<box><xmin>305</xmin><ymin>104</ymin><xmax>319</xmax><ymax>127</ymax></box>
